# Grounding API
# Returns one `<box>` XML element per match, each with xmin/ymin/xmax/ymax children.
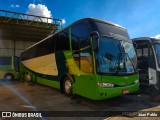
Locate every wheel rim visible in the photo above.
<box><xmin>65</xmin><ymin>79</ymin><xmax>72</xmax><ymax>93</ymax></box>
<box><xmin>7</xmin><ymin>75</ymin><xmax>11</xmax><ymax>80</ymax></box>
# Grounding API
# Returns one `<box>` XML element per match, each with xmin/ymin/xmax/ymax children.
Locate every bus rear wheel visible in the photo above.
<box><xmin>4</xmin><ymin>73</ymin><xmax>14</xmax><ymax>81</ymax></box>
<box><xmin>63</xmin><ymin>76</ymin><xmax>73</xmax><ymax>96</ymax></box>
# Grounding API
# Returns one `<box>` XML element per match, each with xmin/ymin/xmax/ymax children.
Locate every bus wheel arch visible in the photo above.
<box><xmin>4</xmin><ymin>73</ymin><xmax>14</xmax><ymax>81</ymax></box>
<box><xmin>60</xmin><ymin>74</ymin><xmax>74</xmax><ymax>96</ymax></box>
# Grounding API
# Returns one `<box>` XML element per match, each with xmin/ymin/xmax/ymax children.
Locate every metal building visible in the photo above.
<box><xmin>0</xmin><ymin>10</ymin><xmax>62</xmax><ymax>56</ymax></box>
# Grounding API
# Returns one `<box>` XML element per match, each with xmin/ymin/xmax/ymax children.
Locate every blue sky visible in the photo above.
<box><xmin>0</xmin><ymin>0</ymin><xmax>160</xmax><ymax>38</ymax></box>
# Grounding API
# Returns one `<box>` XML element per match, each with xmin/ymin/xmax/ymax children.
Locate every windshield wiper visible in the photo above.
<box><xmin>114</xmin><ymin>43</ymin><xmax>125</xmax><ymax>74</ymax></box>
<box><xmin>115</xmin><ymin>52</ymin><xmax>125</xmax><ymax>74</ymax></box>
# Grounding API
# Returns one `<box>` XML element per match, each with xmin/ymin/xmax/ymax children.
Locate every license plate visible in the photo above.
<box><xmin>122</xmin><ymin>89</ymin><xmax>129</xmax><ymax>94</ymax></box>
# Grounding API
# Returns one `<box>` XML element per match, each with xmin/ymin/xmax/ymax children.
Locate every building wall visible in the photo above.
<box><xmin>0</xmin><ymin>39</ymin><xmax>13</xmax><ymax>56</ymax></box>
<box><xmin>0</xmin><ymin>39</ymin><xmax>35</xmax><ymax>57</ymax></box>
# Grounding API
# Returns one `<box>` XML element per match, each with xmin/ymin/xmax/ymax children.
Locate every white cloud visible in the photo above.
<box><xmin>155</xmin><ymin>34</ymin><xmax>160</xmax><ymax>38</ymax></box>
<box><xmin>10</xmin><ymin>4</ymin><xmax>20</xmax><ymax>8</ymax></box>
<box><xmin>61</xmin><ymin>19</ymin><xmax>66</xmax><ymax>25</ymax></box>
<box><xmin>26</xmin><ymin>4</ymin><xmax>52</xmax><ymax>23</ymax></box>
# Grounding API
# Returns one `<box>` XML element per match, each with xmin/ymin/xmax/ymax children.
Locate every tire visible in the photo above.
<box><xmin>63</xmin><ymin>76</ymin><xmax>73</xmax><ymax>96</ymax></box>
<box><xmin>4</xmin><ymin>73</ymin><xmax>14</xmax><ymax>81</ymax></box>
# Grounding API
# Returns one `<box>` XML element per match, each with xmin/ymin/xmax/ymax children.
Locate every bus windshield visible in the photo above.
<box><xmin>96</xmin><ymin>36</ymin><xmax>136</xmax><ymax>75</ymax></box>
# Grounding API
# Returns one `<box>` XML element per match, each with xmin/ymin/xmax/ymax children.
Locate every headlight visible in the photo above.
<box><xmin>98</xmin><ymin>82</ymin><xmax>115</xmax><ymax>87</ymax></box>
<box><xmin>134</xmin><ymin>79</ymin><xmax>139</xmax><ymax>84</ymax></box>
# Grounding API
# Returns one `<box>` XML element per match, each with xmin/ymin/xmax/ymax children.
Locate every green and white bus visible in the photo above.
<box><xmin>0</xmin><ymin>56</ymin><xmax>20</xmax><ymax>80</ymax></box>
<box><xmin>20</xmin><ymin>18</ymin><xmax>139</xmax><ymax>100</ymax></box>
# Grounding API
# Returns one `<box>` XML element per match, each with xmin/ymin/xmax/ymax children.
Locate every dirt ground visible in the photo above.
<box><xmin>0</xmin><ymin>80</ymin><xmax>159</xmax><ymax>120</ymax></box>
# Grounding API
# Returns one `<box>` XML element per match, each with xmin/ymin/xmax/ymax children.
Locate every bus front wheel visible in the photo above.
<box><xmin>4</xmin><ymin>73</ymin><xmax>14</xmax><ymax>81</ymax></box>
<box><xmin>63</xmin><ymin>76</ymin><xmax>73</xmax><ymax>96</ymax></box>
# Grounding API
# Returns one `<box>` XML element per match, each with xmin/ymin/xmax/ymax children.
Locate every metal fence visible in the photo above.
<box><xmin>0</xmin><ymin>9</ymin><xmax>62</xmax><ymax>29</ymax></box>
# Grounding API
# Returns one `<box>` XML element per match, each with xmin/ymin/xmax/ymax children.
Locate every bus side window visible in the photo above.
<box><xmin>80</xmin><ymin>38</ymin><xmax>93</xmax><ymax>73</ymax></box>
<box><xmin>137</xmin><ymin>46</ymin><xmax>149</xmax><ymax>69</ymax></box>
<box><xmin>136</xmin><ymin>49</ymin><xmax>142</xmax><ymax>57</ymax></box>
<box><xmin>36</xmin><ymin>37</ymin><xmax>55</xmax><ymax>57</ymax></box>
<box><xmin>143</xmin><ymin>48</ymin><xmax>149</xmax><ymax>57</ymax></box>
<box><xmin>0</xmin><ymin>57</ymin><xmax>12</xmax><ymax>65</ymax></box>
<box><xmin>21</xmin><ymin>46</ymin><xmax>37</xmax><ymax>61</ymax></box>
<box><xmin>56</xmin><ymin>28</ymin><xmax>70</xmax><ymax>51</ymax></box>
<box><xmin>71</xmin><ymin>21</ymin><xmax>90</xmax><ymax>68</ymax></box>
<box><xmin>71</xmin><ymin>22</ymin><xmax>89</xmax><ymax>50</ymax></box>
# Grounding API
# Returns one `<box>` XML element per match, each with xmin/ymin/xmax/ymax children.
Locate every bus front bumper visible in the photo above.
<box><xmin>94</xmin><ymin>83</ymin><xmax>140</xmax><ymax>100</ymax></box>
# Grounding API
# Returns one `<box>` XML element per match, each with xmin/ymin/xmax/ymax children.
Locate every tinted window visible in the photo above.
<box><xmin>136</xmin><ymin>49</ymin><xmax>142</xmax><ymax>57</ymax></box>
<box><xmin>56</xmin><ymin>28</ymin><xmax>70</xmax><ymax>51</ymax></box>
<box><xmin>90</xmin><ymin>21</ymin><xmax>130</xmax><ymax>41</ymax></box>
<box><xmin>71</xmin><ymin>22</ymin><xmax>89</xmax><ymax>50</ymax></box>
<box><xmin>36</xmin><ymin>37</ymin><xmax>55</xmax><ymax>57</ymax></box>
<box><xmin>80</xmin><ymin>38</ymin><xmax>93</xmax><ymax>73</ymax></box>
<box><xmin>136</xmin><ymin>47</ymin><xmax>150</xmax><ymax>57</ymax></box>
<box><xmin>0</xmin><ymin>57</ymin><xmax>12</xmax><ymax>65</ymax></box>
<box><xmin>21</xmin><ymin>46</ymin><xmax>37</xmax><ymax>61</ymax></box>
<box><xmin>143</xmin><ymin>48</ymin><xmax>148</xmax><ymax>57</ymax></box>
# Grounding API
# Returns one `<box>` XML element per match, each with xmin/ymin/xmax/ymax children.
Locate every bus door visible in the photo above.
<box><xmin>76</xmin><ymin>38</ymin><xmax>95</xmax><ymax>98</ymax></box>
<box><xmin>136</xmin><ymin>40</ymin><xmax>157</xmax><ymax>88</ymax></box>
<box><xmin>14</xmin><ymin>56</ymin><xmax>20</xmax><ymax>72</ymax></box>
<box><xmin>136</xmin><ymin>41</ymin><xmax>150</xmax><ymax>86</ymax></box>
<box><xmin>80</xmin><ymin>38</ymin><xmax>93</xmax><ymax>74</ymax></box>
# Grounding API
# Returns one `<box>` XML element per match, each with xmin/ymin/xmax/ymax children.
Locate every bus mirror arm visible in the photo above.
<box><xmin>90</xmin><ymin>31</ymin><xmax>100</xmax><ymax>51</ymax></box>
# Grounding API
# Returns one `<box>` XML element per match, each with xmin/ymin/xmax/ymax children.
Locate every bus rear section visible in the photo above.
<box><xmin>132</xmin><ymin>37</ymin><xmax>160</xmax><ymax>95</ymax></box>
<box><xmin>0</xmin><ymin>56</ymin><xmax>20</xmax><ymax>80</ymax></box>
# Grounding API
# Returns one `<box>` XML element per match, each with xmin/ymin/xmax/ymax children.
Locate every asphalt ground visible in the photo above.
<box><xmin>0</xmin><ymin>80</ymin><xmax>159</xmax><ymax>120</ymax></box>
